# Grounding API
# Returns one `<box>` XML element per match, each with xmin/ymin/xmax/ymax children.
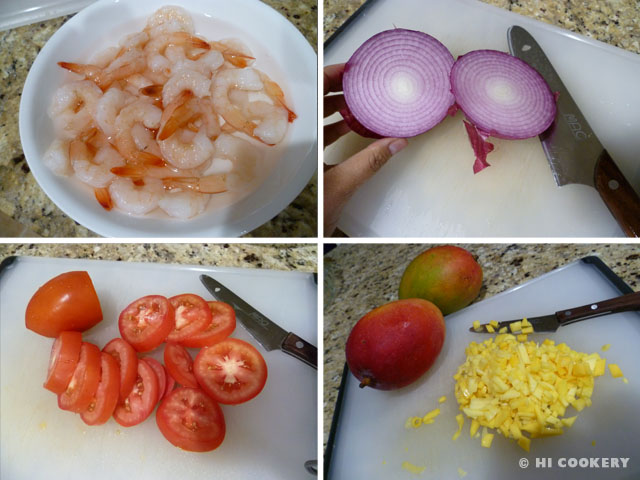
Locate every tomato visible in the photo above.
<box><xmin>44</xmin><ymin>331</ymin><xmax>83</xmax><ymax>394</ymax></box>
<box><xmin>163</xmin><ymin>370</ymin><xmax>176</xmax><ymax>399</ymax></box>
<box><xmin>180</xmin><ymin>302</ymin><xmax>236</xmax><ymax>348</ymax></box>
<box><xmin>80</xmin><ymin>353</ymin><xmax>120</xmax><ymax>426</ymax></box>
<box><xmin>166</xmin><ymin>294</ymin><xmax>211</xmax><ymax>343</ymax></box>
<box><xmin>113</xmin><ymin>358</ymin><xmax>159</xmax><ymax>427</ymax></box>
<box><xmin>193</xmin><ymin>338</ymin><xmax>268</xmax><ymax>405</ymax></box>
<box><xmin>140</xmin><ymin>357</ymin><xmax>166</xmax><ymax>404</ymax></box>
<box><xmin>26</xmin><ymin>271</ymin><xmax>102</xmax><ymax>338</ymax></box>
<box><xmin>103</xmin><ymin>338</ymin><xmax>138</xmax><ymax>402</ymax></box>
<box><xmin>164</xmin><ymin>343</ymin><xmax>199</xmax><ymax>388</ymax></box>
<box><xmin>156</xmin><ymin>387</ymin><xmax>226</xmax><ymax>452</ymax></box>
<box><xmin>58</xmin><ymin>342</ymin><xmax>102</xmax><ymax>412</ymax></box>
<box><xmin>118</xmin><ymin>295</ymin><xmax>174</xmax><ymax>352</ymax></box>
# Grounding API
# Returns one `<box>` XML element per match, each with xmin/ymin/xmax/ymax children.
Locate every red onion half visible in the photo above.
<box><xmin>342</xmin><ymin>28</ymin><xmax>455</xmax><ymax>138</ymax></box>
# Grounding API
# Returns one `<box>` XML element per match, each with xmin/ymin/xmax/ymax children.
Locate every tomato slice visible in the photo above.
<box><xmin>118</xmin><ymin>295</ymin><xmax>174</xmax><ymax>352</ymax></box>
<box><xmin>113</xmin><ymin>358</ymin><xmax>159</xmax><ymax>427</ymax></box>
<box><xmin>103</xmin><ymin>338</ymin><xmax>138</xmax><ymax>402</ymax></box>
<box><xmin>163</xmin><ymin>370</ymin><xmax>176</xmax><ymax>399</ymax></box>
<box><xmin>193</xmin><ymin>338</ymin><xmax>268</xmax><ymax>405</ymax></box>
<box><xmin>140</xmin><ymin>357</ymin><xmax>166</xmax><ymax>404</ymax></box>
<box><xmin>58</xmin><ymin>342</ymin><xmax>102</xmax><ymax>413</ymax></box>
<box><xmin>164</xmin><ymin>343</ymin><xmax>199</xmax><ymax>388</ymax></box>
<box><xmin>80</xmin><ymin>353</ymin><xmax>120</xmax><ymax>426</ymax></box>
<box><xmin>156</xmin><ymin>387</ymin><xmax>226</xmax><ymax>452</ymax></box>
<box><xmin>26</xmin><ymin>271</ymin><xmax>102</xmax><ymax>338</ymax></box>
<box><xmin>166</xmin><ymin>294</ymin><xmax>211</xmax><ymax>343</ymax></box>
<box><xmin>180</xmin><ymin>301</ymin><xmax>236</xmax><ymax>348</ymax></box>
<box><xmin>44</xmin><ymin>331</ymin><xmax>83</xmax><ymax>394</ymax></box>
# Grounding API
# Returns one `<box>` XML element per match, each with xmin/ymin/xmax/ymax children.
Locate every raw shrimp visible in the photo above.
<box><xmin>158</xmin><ymin>91</ymin><xmax>220</xmax><ymax>140</ymax></box>
<box><xmin>131</xmin><ymin>123</ymin><xmax>163</xmax><ymax>157</ymax></box>
<box><xmin>209</xmin><ymin>39</ymin><xmax>255</xmax><ymax>68</ymax></box>
<box><xmin>171</xmin><ymin>50</ymin><xmax>224</xmax><ymax>77</ymax></box>
<box><xmin>114</xmin><ymin>100</ymin><xmax>163</xmax><ymax>162</ymax></box>
<box><xmin>48</xmin><ymin>80</ymin><xmax>102</xmax><ymax>139</ymax></box>
<box><xmin>162</xmin><ymin>68</ymin><xmax>211</xmax><ymax>107</ymax></box>
<box><xmin>213</xmin><ymin>133</ymin><xmax>260</xmax><ymax>189</ymax></box>
<box><xmin>251</xmin><ymin>102</ymin><xmax>289</xmax><ymax>145</ymax></box>
<box><xmin>144</xmin><ymin>32</ymin><xmax>209</xmax><ymax>60</ymax></box>
<box><xmin>211</xmin><ymin>68</ymin><xmax>263</xmax><ymax>138</ymax></box>
<box><xmin>256</xmin><ymin>70</ymin><xmax>297</xmax><ymax>122</ymax></box>
<box><xmin>59</xmin><ymin>48</ymin><xmax>147</xmax><ymax>90</ymax></box>
<box><xmin>88</xmin><ymin>46</ymin><xmax>119</xmax><ymax>68</ymax></box>
<box><xmin>158</xmin><ymin>190</ymin><xmax>211</xmax><ymax>218</ymax></box>
<box><xmin>70</xmin><ymin>141</ymin><xmax>124</xmax><ymax>188</ymax></box>
<box><xmin>145</xmin><ymin>6</ymin><xmax>195</xmax><ymax>37</ymax></box>
<box><xmin>108</xmin><ymin>177</ymin><xmax>164</xmax><ymax>215</ymax></box>
<box><xmin>94</xmin><ymin>87</ymin><xmax>132</xmax><ymax>138</ymax></box>
<box><xmin>42</xmin><ymin>139</ymin><xmax>71</xmax><ymax>176</ymax></box>
<box><xmin>158</xmin><ymin>128</ymin><xmax>214</xmax><ymax>169</ymax></box>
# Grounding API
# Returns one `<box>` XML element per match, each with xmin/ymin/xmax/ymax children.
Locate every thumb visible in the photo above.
<box><xmin>324</xmin><ymin>137</ymin><xmax>408</xmax><ymax>235</ymax></box>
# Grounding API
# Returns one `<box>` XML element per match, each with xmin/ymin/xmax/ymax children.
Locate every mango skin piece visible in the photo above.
<box><xmin>398</xmin><ymin>245</ymin><xmax>483</xmax><ymax>315</ymax></box>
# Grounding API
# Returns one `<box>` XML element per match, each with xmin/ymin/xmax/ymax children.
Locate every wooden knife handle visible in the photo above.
<box><xmin>557</xmin><ymin>291</ymin><xmax>640</xmax><ymax>325</ymax></box>
<box><xmin>594</xmin><ymin>149</ymin><xmax>640</xmax><ymax>237</ymax></box>
<box><xmin>282</xmin><ymin>332</ymin><xmax>317</xmax><ymax>369</ymax></box>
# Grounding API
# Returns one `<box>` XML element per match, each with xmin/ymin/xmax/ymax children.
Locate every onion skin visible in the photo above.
<box><xmin>343</xmin><ymin>28</ymin><xmax>455</xmax><ymax>138</ymax></box>
<box><xmin>463</xmin><ymin>120</ymin><xmax>495</xmax><ymax>173</ymax></box>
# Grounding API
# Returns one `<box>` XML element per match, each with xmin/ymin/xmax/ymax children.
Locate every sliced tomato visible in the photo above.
<box><xmin>140</xmin><ymin>357</ymin><xmax>166</xmax><ymax>404</ymax></box>
<box><xmin>118</xmin><ymin>295</ymin><xmax>174</xmax><ymax>352</ymax></box>
<box><xmin>44</xmin><ymin>331</ymin><xmax>83</xmax><ymax>394</ymax></box>
<box><xmin>163</xmin><ymin>370</ymin><xmax>176</xmax><ymax>399</ymax></box>
<box><xmin>113</xmin><ymin>358</ymin><xmax>159</xmax><ymax>427</ymax></box>
<box><xmin>103</xmin><ymin>337</ymin><xmax>138</xmax><ymax>402</ymax></box>
<box><xmin>165</xmin><ymin>294</ymin><xmax>211</xmax><ymax>343</ymax></box>
<box><xmin>58</xmin><ymin>342</ymin><xmax>102</xmax><ymax>412</ymax></box>
<box><xmin>193</xmin><ymin>338</ymin><xmax>267</xmax><ymax>405</ymax></box>
<box><xmin>156</xmin><ymin>387</ymin><xmax>226</xmax><ymax>452</ymax></box>
<box><xmin>180</xmin><ymin>301</ymin><xmax>236</xmax><ymax>348</ymax></box>
<box><xmin>80</xmin><ymin>353</ymin><xmax>120</xmax><ymax>426</ymax></box>
<box><xmin>26</xmin><ymin>271</ymin><xmax>102</xmax><ymax>338</ymax></box>
<box><xmin>164</xmin><ymin>343</ymin><xmax>199</xmax><ymax>388</ymax></box>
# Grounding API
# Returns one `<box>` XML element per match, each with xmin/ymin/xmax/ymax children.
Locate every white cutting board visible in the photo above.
<box><xmin>324</xmin><ymin>0</ymin><xmax>640</xmax><ymax>237</ymax></box>
<box><xmin>328</xmin><ymin>258</ymin><xmax>640</xmax><ymax>479</ymax></box>
<box><xmin>0</xmin><ymin>256</ymin><xmax>317</xmax><ymax>480</ymax></box>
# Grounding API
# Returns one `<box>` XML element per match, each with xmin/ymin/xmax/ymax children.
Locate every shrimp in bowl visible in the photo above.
<box><xmin>41</xmin><ymin>5</ymin><xmax>298</xmax><ymax>221</ymax></box>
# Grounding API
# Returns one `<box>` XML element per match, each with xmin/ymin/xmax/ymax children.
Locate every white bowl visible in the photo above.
<box><xmin>19</xmin><ymin>0</ymin><xmax>317</xmax><ymax>237</ymax></box>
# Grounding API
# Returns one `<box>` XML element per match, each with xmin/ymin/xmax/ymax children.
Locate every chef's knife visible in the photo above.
<box><xmin>200</xmin><ymin>274</ymin><xmax>317</xmax><ymax>369</ymax></box>
<box><xmin>508</xmin><ymin>25</ymin><xmax>640</xmax><ymax>237</ymax></box>
<box><xmin>470</xmin><ymin>291</ymin><xmax>640</xmax><ymax>333</ymax></box>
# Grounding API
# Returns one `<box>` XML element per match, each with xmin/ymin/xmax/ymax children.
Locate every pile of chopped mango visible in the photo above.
<box><xmin>453</xmin><ymin>333</ymin><xmax>608</xmax><ymax>452</ymax></box>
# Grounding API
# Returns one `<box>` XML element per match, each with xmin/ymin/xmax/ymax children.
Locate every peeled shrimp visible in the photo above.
<box><xmin>94</xmin><ymin>87</ymin><xmax>132</xmax><ymax>138</ymax></box>
<box><xmin>158</xmin><ymin>128</ymin><xmax>214</xmax><ymax>169</ymax></box>
<box><xmin>145</xmin><ymin>6</ymin><xmax>194</xmax><ymax>37</ymax></box>
<box><xmin>158</xmin><ymin>190</ymin><xmax>211</xmax><ymax>219</ymax></box>
<box><xmin>114</xmin><ymin>100</ymin><xmax>162</xmax><ymax>162</ymax></box>
<box><xmin>108</xmin><ymin>177</ymin><xmax>164</xmax><ymax>215</ymax></box>
<box><xmin>131</xmin><ymin>123</ymin><xmax>162</xmax><ymax>157</ymax></box>
<box><xmin>42</xmin><ymin>139</ymin><xmax>71</xmax><ymax>176</ymax></box>
<box><xmin>162</xmin><ymin>68</ymin><xmax>211</xmax><ymax>107</ymax></box>
<box><xmin>70</xmin><ymin>141</ymin><xmax>124</xmax><ymax>188</ymax></box>
<box><xmin>251</xmin><ymin>102</ymin><xmax>289</xmax><ymax>145</ymax></box>
<box><xmin>211</xmin><ymin>68</ymin><xmax>263</xmax><ymax>138</ymax></box>
<box><xmin>213</xmin><ymin>133</ymin><xmax>260</xmax><ymax>188</ymax></box>
<box><xmin>210</xmin><ymin>39</ymin><xmax>255</xmax><ymax>68</ymax></box>
<box><xmin>48</xmin><ymin>80</ymin><xmax>102</xmax><ymax>139</ymax></box>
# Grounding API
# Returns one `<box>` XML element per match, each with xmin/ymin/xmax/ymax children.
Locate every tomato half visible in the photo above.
<box><xmin>26</xmin><ymin>271</ymin><xmax>102</xmax><ymax>338</ymax></box>
<box><xmin>140</xmin><ymin>357</ymin><xmax>166</xmax><ymax>404</ymax></box>
<box><xmin>113</xmin><ymin>358</ymin><xmax>159</xmax><ymax>427</ymax></box>
<box><xmin>103</xmin><ymin>338</ymin><xmax>138</xmax><ymax>402</ymax></box>
<box><xmin>80</xmin><ymin>353</ymin><xmax>120</xmax><ymax>426</ymax></box>
<box><xmin>164</xmin><ymin>343</ymin><xmax>199</xmax><ymax>388</ymax></box>
<box><xmin>156</xmin><ymin>387</ymin><xmax>226</xmax><ymax>452</ymax></box>
<box><xmin>58</xmin><ymin>342</ymin><xmax>102</xmax><ymax>413</ymax></box>
<box><xmin>44</xmin><ymin>331</ymin><xmax>83</xmax><ymax>394</ymax></box>
<box><xmin>118</xmin><ymin>295</ymin><xmax>174</xmax><ymax>352</ymax></box>
<box><xmin>180</xmin><ymin>302</ymin><xmax>236</xmax><ymax>348</ymax></box>
<box><xmin>193</xmin><ymin>338</ymin><xmax>268</xmax><ymax>405</ymax></box>
<box><xmin>163</xmin><ymin>370</ymin><xmax>176</xmax><ymax>399</ymax></box>
<box><xmin>166</xmin><ymin>294</ymin><xmax>211</xmax><ymax>343</ymax></box>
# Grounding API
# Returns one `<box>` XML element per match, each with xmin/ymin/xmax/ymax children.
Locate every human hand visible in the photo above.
<box><xmin>323</xmin><ymin>63</ymin><xmax>408</xmax><ymax>236</ymax></box>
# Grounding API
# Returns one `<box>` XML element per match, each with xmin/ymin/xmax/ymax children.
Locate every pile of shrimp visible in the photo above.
<box><xmin>43</xmin><ymin>6</ymin><xmax>296</xmax><ymax>219</ymax></box>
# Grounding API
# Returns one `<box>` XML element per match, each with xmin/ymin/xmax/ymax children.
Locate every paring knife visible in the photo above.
<box><xmin>508</xmin><ymin>26</ymin><xmax>640</xmax><ymax>237</ymax></box>
<box><xmin>470</xmin><ymin>291</ymin><xmax>640</xmax><ymax>333</ymax></box>
<box><xmin>200</xmin><ymin>274</ymin><xmax>317</xmax><ymax>369</ymax></box>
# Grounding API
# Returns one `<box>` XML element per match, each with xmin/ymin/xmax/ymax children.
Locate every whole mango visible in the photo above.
<box><xmin>345</xmin><ymin>298</ymin><xmax>445</xmax><ymax>390</ymax></box>
<box><xmin>398</xmin><ymin>245</ymin><xmax>482</xmax><ymax>315</ymax></box>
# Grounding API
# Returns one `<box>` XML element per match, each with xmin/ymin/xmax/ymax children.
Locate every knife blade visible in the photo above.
<box><xmin>200</xmin><ymin>274</ymin><xmax>317</xmax><ymax>369</ymax></box>
<box><xmin>470</xmin><ymin>291</ymin><xmax>640</xmax><ymax>333</ymax></box>
<box><xmin>507</xmin><ymin>25</ymin><xmax>640</xmax><ymax>237</ymax></box>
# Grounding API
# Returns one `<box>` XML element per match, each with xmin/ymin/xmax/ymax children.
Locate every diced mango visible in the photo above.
<box><xmin>470</xmin><ymin>419</ymin><xmax>479</xmax><ymax>437</ymax></box>
<box><xmin>438</xmin><ymin>396</ymin><xmax>447</xmax><ymax>404</ymax></box>
<box><xmin>623</xmin><ymin>377</ymin><xmax>629</xmax><ymax>384</ymax></box>
<box><xmin>609</xmin><ymin>364</ymin><xmax>623</xmax><ymax>378</ymax></box>
<box><xmin>521</xmin><ymin>326</ymin><xmax>534</xmax><ymax>334</ymax></box>
<box><xmin>481</xmin><ymin>427</ymin><xmax>494</xmax><ymax>448</ymax></box>
<box><xmin>490</xmin><ymin>320</ymin><xmax>499</xmax><ymax>328</ymax></box>
<box><xmin>517</xmin><ymin>334</ymin><xmax>528</xmax><ymax>342</ymax></box>
<box><xmin>499</xmin><ymin>327</ymin><xmax>508</xmax><ymax>334</ymax></box>
<box><xmin>452</xmin><ymin>414</ymin><xmax>464</xmax><ymax>441</ymax></box>
<box><xmin>401</xmin><ymin>461</ymin><xmax>425</xmax><ymax>475</ymax></box>
<box><xmin>601</xmin><ymin>344</ymin><xmax>610</xmax><ymax>351</ymax></box>
<box><xmin>486</xmin><ymin>324</ymin><xmax>495</xmax><ymax>333</ymax></box>
<box><xmin>473</xmin><ymin>320</ymin><xmax>481</xmax><ymax>331</ymax></box>
<box><xmin>457</xmin><ymin>467</ymin><xmax>468</xmax><ymax>478</ymax></box>
<box><xmin>509</xmin><ymin>321</ymin><xmax>522</xmax><ymax>333</ymax></box>
<box><xmin>422</xmin><ymin>408</ymin><xmax>441</xmax><ymax>423</ymax></box>
<box><xmin>517</xmin><ymin>436</ymin><xmax>530</xmax><ymax>452</ymax></box>
<box><xmin>562</xmin><ymin>416</ymin><xmax>577</xmax><ymax>427</ymax></box>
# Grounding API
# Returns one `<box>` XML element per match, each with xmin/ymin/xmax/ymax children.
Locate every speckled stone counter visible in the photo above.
<box><xmin>0</xmin><ymin>242</ymin><xmax>317</xmax><ymax>271</ymax></box>
<box><xmin>0</xmin><ymin>0</ymin><xmax>318</xmax><ymax>238</ymax></box>
<box><xmin>323</xmin><ymin>243</ymin><xmax>640</xmax><ymax>447</ymax></box>
<box><xmin>324</xmin><ymin>0</ymin><xmax>640</xmax><ymax>54</ymax></box>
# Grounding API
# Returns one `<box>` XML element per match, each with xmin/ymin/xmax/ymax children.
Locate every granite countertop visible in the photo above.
<box><xmin>324</xmin><ymin>0</ymin><xmax>640</xmax><ymax>54</ymax></box>
<box><xmin>323</xmin><ymin>243</ymin><xmax>640</xmax><ymax>447</ymax></box>
<box><xmin>0</xmin><ymin>0</ymin><xmax>317</xmax><ymax>238</ymax></box>
<box><xmin>0</xmin><ymin>242</ymin><xmax>317</xmax><ymax>271</ymax></box>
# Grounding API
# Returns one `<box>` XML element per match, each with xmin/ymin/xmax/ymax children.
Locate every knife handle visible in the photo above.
<box><xmin>282</xmin><ymin>332</ymin><xmax>317</xmax><ymax>369</ymax></box>
<box><xmin>556</xmin><ymin>291</ymin><xmax>640</xmax><ymax>326</ymax></box>
<box><xmin>594</xmin><ymin>149</ymin><xmax>640</xmax><ymax>237</ymax></box>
